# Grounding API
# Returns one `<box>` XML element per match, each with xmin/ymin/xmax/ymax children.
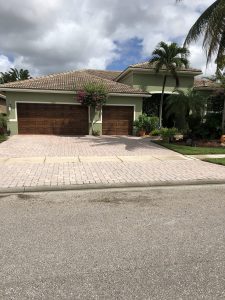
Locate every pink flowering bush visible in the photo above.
<box><xmin>77</xmin><ymin>83</ymin><xmax>107</xmax><ymax>110</ymax></box>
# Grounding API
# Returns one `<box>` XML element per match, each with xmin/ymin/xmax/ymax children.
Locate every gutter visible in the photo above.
<box><xmin>0</xmin><ymin>88</ymin><xmax>151</xmax><ymax>98</ymax></box>
<box><xmin>108</xmin><ymin>92</ymin><xmax>151</xmax><ymax>98</ymax></box>
<box><xmin>0</xmin><ymin>88</ymin><xmax>76</xmax><ymax>94</ymax></box>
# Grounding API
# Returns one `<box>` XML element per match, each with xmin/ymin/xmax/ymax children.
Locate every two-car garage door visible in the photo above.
<box><xmin>17</xmin><ymin>103</ymin><xmax>134</xmax><ymax>135</ymax></box>
<box><xmin>17</xmin><ymin>103</ymin><xmax>89</xmax><ymax>135</ymax></box>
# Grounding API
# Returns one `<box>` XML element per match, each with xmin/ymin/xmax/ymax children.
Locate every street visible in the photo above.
<box><xmin>1</xmin><ymin>185</ymin><xmax>225</xmax><ymax>299</ymax></box>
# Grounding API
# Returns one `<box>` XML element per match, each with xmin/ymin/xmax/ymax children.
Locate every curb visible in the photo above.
<box><xmin>0</xmin><ymin>179</ymin><xmax>225</xmax><ymax>194</ymax></box>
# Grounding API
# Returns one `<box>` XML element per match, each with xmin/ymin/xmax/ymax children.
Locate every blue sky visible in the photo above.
<box><xmin>0</xmin><ymin>0</ymin><xmax>216</xmax><ymax>76</ymax></box>
<box><xmin>107</xmin><ymin>38</ymin><xmax>147</xmax><ymax>71</ymax></box>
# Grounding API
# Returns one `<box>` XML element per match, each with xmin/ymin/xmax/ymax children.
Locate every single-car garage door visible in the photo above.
<box><xmin>17</xmin><ymin>103</ymin><xmax>89</xmax><ymax>135</ymax></box>
<box><xmin>102</xmin><ymin>106</ymin><xmax>133</xmax><ymax>135</ymax></box>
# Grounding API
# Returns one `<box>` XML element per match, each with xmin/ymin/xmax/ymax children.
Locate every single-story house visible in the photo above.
<box><xmin>0</xmin><ymin>62</ymin><xmax>201</xmax><ymax>136</ymax></box>
<box><xmin>0</xmin><ymin>93</ymin><xmax>6</xmax><ymax>114</ymax></box>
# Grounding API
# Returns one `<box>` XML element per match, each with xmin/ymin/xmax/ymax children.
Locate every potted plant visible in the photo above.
<box><xmin>133</xmin><ymin>114</ymin><xmax>151</xmax><ymax>137</ymax></box>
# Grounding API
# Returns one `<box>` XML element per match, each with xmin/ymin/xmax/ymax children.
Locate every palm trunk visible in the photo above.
<box><xmin>222</xmin><ymin>97</ymin><xmax>225</xmax><ymax>134</ymax></box>
<box><xmin>159</xmin><ymin>75</ymin><xmax>167</xmax><ymax>128</ymax></box>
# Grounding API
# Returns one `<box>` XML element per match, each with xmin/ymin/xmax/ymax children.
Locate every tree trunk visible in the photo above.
<box><xmin>159</xmin><ymin>75</ymin><xmax>167</xmax><ymax>128</ymax></box>
<box><xmin>222</xmin><ymin>97</ymin><xmax>225</xmax><ymax>134</ymax></box>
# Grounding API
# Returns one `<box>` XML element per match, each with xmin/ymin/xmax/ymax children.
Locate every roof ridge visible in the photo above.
<box><xmin>85</xmin><ymin>69</ymin><xmax>121</xmax><ymax>72</ymax></box>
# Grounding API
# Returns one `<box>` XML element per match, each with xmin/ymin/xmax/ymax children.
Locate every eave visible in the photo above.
<box><xmin>115</xmin><ymin>67</ymin><xmax>202</xmax><ymax>82</ymax></box>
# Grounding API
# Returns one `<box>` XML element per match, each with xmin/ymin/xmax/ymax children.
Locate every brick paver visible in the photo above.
<box><xmin>0</xmin><ymin>135</ymin><xmax>178</xmax><ymax>157</ymax></box>
<box><xmin>0</xmin><ymin>135</ymin><xmax>225</xmax><ymax>189</ymax></box>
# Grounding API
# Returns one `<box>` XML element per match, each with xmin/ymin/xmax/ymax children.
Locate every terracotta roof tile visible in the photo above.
<box><xmin>130</xmin><ymin>61</ymin><xmax>202</xmax><ymax>73</ymax></box>
<box><xmin>0</xmin><ymin>70</ymin><xmax>147</xmax><ymax>95</ymax></box>
<box><xmin>194</xmin><ymin>78</ymin><xmax>222</xmax><ymax>89</ymax></box>
<box><xmin>85</xmin><ymin>69</ymin><xmax>121</xmax><ymax>80</ymax></box>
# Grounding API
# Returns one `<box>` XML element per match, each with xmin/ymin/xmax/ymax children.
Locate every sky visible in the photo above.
<box><xmin>0</xmin><ymin>0</ymin><xmax>216</xmax><ymax>77</ymax></box>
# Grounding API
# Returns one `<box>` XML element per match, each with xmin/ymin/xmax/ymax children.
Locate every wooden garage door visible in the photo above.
<box><xmin>102</xmin><ymin>106</ymin><xmax>133</xmax><ymax>135</ymax></box>
<box><xmin>17</xmin><ymin>103</ymin><xmax>88</xmax><ymax>135</ymax></box>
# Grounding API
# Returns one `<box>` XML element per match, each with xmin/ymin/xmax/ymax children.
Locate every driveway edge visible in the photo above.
<box><xmin>1</xmin><ymin>179</ymin><xmax>225</xmax><ymax>194</ymax></box>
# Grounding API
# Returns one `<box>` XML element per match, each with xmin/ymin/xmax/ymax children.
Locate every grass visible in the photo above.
<box><xmin>203</xmin><ymin>158</ymin><xmax>225</xmax><ymax>166</ymax></box>
<box><xmin>0</xmin><ymin>135</ymin><xmax>7</xmax><ymax>143</ymax></box>
<box><xmin>155</xmin><ymin>141</ymin><xmax>225</xmax><ymax>155</ymax></box>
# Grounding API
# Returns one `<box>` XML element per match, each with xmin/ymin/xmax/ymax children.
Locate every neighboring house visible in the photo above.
<box><xmin>0</xmin><ymin>62</ymin><xmax>201</xmax><ymax>136</ymax></box>
<box><xmin>194</xmin><ymin>78</ymin><xmax>223</xmax><ymax>96</ymax></box>
<box><xmin>0</xmin><ymin>93</ymin><xmax>6</xmax><ymax>114</ymax></box>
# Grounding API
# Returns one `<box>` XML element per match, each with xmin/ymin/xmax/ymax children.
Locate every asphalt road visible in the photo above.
<box><xmin>1</xmin><ymin>185</ymin><xmax>225</xmax><ymax>299</ymax></box>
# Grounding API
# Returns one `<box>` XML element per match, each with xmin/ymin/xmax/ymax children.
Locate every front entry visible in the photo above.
<box><xmin>102</xmin><ymin>106</ymin><xmax>133</xmax><ymax>135</ymax></box>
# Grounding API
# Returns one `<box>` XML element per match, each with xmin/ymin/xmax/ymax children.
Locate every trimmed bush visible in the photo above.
<box><xmin>149</xmin><ymin>116</ymin><xmax>159</xmax><ymax>131</ymax></box>
<box><xmin>151</xmin><ymin>129</ymin><xmax>161</xmax><ymax>136</ymax></box>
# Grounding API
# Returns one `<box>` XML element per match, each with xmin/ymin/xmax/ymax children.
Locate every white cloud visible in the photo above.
<box><xmin>0</xmin><ymin>55</ymin><xmax>14</xmax><ymax>72</ymax></box>
<box><xmin>0</xmin><ymin>0</ymin><xmax>216</xmax><ymax>75</ymax></box>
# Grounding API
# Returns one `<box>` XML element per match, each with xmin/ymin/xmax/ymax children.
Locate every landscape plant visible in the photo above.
<box><xmin>149</xmin><ymin>41</ymin><xmax>190</xmax><ymax>128</ymax></box>
<box><xmin>0</xmin><ymin>68</ymin><xmax>31</xmax><ymax>83</ymax></box>
<box><xmin>0</xmin><ymin>114</ymin><xmax>7</xmax><ymax>135</ymax></box>
<box><xmin>177</xmin><ymin>0</ymin><xmax>225</xmax><ymax>73</ymax></box>
<box><xmin>159</xmin><ymin>127</ymin><xmax>179</xmax><ymax>142</ymax></box>
<box><xmin>133</xmin><ymin>114</ymin><xmax>150</xmax><ymax>135</ymax></box>
<box><xmin>77</xmin><ymin>83</ymin><xmax>108</xmax><ymax>110</ymax></box>
<box><xmin>165</xmin><ymin>89</ymin><xmax>206</xmax><ymax>133</ymax></box>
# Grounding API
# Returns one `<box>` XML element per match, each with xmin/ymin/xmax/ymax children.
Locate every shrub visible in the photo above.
<box><xmin>92</xmin><ymin>129</ymin><xmax>100</xmax><ymax>136</ymax></box>
<box><xmin>133</xmin><ymin>114</ymin><xmax>150</xmax><ymax>131</ymax></box>
<box><xmin>159</xmin><ymin>127</ymin><xmax>179</xmax><ymax>142</ymax></box>
<box><xmin>151</xmin><ymin>129</ymin><xmax>160</xmax><ymax>136</ymax></box>
<box><xmin>0</xmin><ymin>114</ymin><xmax>7</xmax><ymax>134</ymax></box>
<box><xmin>149</xmin><ymin>116</ymin><xmax>159</xmax><ymax>131</ymax></box>
<box><xmin>77</xmin><ymin>83</ymin><xmax>107</xmax><ymax>110</ymax></box>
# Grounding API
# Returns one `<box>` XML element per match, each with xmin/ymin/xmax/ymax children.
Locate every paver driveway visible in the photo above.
<box><xmin>0</xmin><ymin>135</ymin><xmax>225</xmax><ymax>190</ymax></box>
<box><xmin>0</xmin><ymin>135</ymin><xmax>182</xmax><ymax>157</ymax></box>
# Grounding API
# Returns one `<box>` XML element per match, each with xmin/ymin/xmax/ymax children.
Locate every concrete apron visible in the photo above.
<box><xmin>0</xmin><ymin>155</ymin><xmax>192</xmax><ymax>165</ymax></box>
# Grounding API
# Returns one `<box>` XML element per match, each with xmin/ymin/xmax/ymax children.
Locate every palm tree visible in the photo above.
<box><xmin>165</xmin><ymin>89</ymin><xmax>206</xmax><ymax>131</ymax></box>
<box><xmin>0</xmin><ymin>68</ymin><xmax>31</xmax><ymax>83</ymax></box>
<box><xmin>149</xmin><ymin>41</ymin><xmax>190</xmax><ymax>127</ymax></box>
<box><xmin>177</xmin><ymin>0</ymin><xmax>225</xmax><ymax>72</ymax></box>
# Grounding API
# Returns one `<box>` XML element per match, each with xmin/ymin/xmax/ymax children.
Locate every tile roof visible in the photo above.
<box><xmin>85</xmin><ymin>69</ymin><xmax>121</xmax><ymax>80</ymax></box>
<box><xmin>129</xmin><ymin>61</ymin><xmax>202</xmax><ymax>73</ymax></box>
<box><xmin>0</xmin><ymin>70</ymin><xmax>147</xmax><ymax>95</ymax></box>
<box><xmin>194</xmin><ymin>78</ymin><xmax>223</xmax><ymax>89</ymax></box>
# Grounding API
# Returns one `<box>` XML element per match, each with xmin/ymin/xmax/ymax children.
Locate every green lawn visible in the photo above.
<box><xmin>155</xmin><ymin>141</ymin><xmax>225</xmax><ymax>155</ymax></box>
<box><xmin>0</xmin><ymin>135</ymin><xmax>7</xmax><ymax>143</ymax></box>
<box><xmin>203</xmin><ymin>158</ymin><xmax>225</xmax><ymax>166</ymax></box>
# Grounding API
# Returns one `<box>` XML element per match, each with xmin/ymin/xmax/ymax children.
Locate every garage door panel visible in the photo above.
<box><xmin>102</xmin><ymin>106</ymin><xmax>133</xmax><ymax>135</ymax></box>
<box><xmin>17</xmin><ymin>103</ymin><xmax>88</xmax><ymax>135</ymax></box>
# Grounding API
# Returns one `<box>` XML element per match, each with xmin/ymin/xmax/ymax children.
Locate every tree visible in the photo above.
<box><xmin>165</xmin><ymin>89</ymin><xmax>206</xmax><ymax>131</ymax></box>
<box><xmin>77</xmin><ymin>82</ymin><xmax>108</xmax><ymax>135</ymax></box>
<box><xmin>149</xmin><ymin>41</ymin><xmax>190</xmax><ymax>127</ymax></box>
<box><xmin>0</xmin><ymin>68</ymin><xmax>31</xmax><ymax>83</ymax></box>
<box><xmin>177</xmin><ymin>0</ymin><xmax>225</xmax><ymax>72</ymax></box>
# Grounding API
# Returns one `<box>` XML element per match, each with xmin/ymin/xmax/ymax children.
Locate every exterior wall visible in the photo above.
<box><xmin>118</xmin><ymin>73</ymin><xmax>133</xmax><ymax>86</ymax></box>
<box><xmin>132</xmin><ymin>72</ymin><xmax>194</xmax><ymax>93</ymax></box>
<box><xmin>0</xmin><ymin>98</ymin><xmax>6</xmax><ymax>114</ymax></box>
<box><xmin>6</xmin><ymin>91</ymin><xmax>143</xmax><ymax>135</ymax></box>
<box><xmin>6</xmin><ymin>92</ymin><xmax>79</xmax><ymax>135</ymax></box>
